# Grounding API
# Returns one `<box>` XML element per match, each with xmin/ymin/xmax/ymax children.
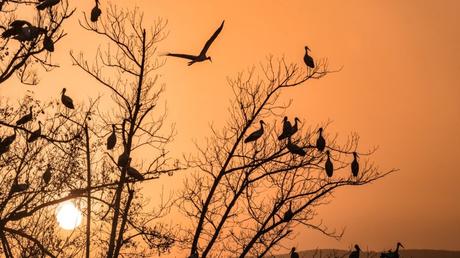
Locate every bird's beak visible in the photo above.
<box><xmin>209</xmin><ymin>57</ymin><xmax>212</xmax><ymax>63</ymax></box>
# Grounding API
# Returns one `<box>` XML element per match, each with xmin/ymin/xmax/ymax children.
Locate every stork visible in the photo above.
<box><xmin>304</xmin><ymin>46</ymin><xmax>315</xmax><ymax>68</ymax></box>
<box><xmin>244</xmin><ymin>120</ymin><xmax>265</xmax><ymax>143</ymax></box>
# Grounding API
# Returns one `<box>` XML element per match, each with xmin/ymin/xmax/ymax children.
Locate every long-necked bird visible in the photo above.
<box><xmin>36</xmin><ymin>0</ymin><xmax>60</xmax><ymax>10</ymax></box>
<box><xmin>325</xmin><ymin>150</ymin><xmax>333</xmax><ymax>177</ymax></box>
<box><xmin>16</xmin><ymin>106</ymin><xmax>33</xmax><ymax>125</ymax></box>
<box><xmin>27</xmin><ymin>121</ymin><xmax>42</xmax><ymax>142</ymax></box>
<box><xmin>127</xmin><ymin>166</ymin><xmax>145</xmax><ymax>181</ymax></box>
<box><xmin>42</xmin><ymin>164</ymin><xmax>52</xmax><ymax>185</ymax></box>
<box><xmin>90</xmin><ymin>0</ymin><xmax>102</xmax><ymax>22</ymax></box>
<box><xmin>107</xmin><ymin>124</ymin><xmax>117</xmax><ymax>150</ymax></box>
<box><xmin>244</xmin><ymin>120</ymin><xmax>265</xmax><ymax>143</ymax></box>
<box><xmin>289</xmin><ymin>117</ymin><xmax>300</xmax><ymax>136</ymax></box>
<box><xmin>61</xmin><ymin>88</ymin><xmax>74</xmax><ymax>109</ymax></box>
<box><xmin>290</xmin><ymin>247</ymin><xmax>299</xmax><ymax>258</ymax></box>
<box><xmin>166</xmin><ymin>20</ymin><xmax>224</xmax><ymax>66</ymax></box>
<box><xmin>287</xmin><ymin>137</ymin><xmax>306</xmax><ymax>156</ymax></box>
<box><xmin>351</xmin><ymin>152</ymin><xmax>359</xmax><ymax>177</ymax></box>
<box><xmin>278</xmin><ymin>116</ymin><xmax>292</xmax><ymax>140</ymax></box>
<box><xmin>380</xmin><ymin>242</ymin><xmax>404</xmax><ymax>258</ymax></box>
<box><xmin>283</xmin><ymin>202</ymin><xmax>294</xmax><ymax>222</ymax></box>
<box><xmin>349</xmin><ymin>244</ymin><xmax>361</xmax><ymax>258</ymax></box>
<box><xmin>304</xmin><ymin>46</ymin><xmax>315</xmax><ymax>68</ymax></box>
<box><xmin>316</xmin><ymin>127</ymin><xmax>326</xmax><ymax>152</ymax></box>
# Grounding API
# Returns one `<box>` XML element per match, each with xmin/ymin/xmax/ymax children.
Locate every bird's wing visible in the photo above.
<box><xmin>199</xmin><ymin>20</ymin><xmax>224</xmax><ymax>56</ymax></box>
<box><xmin>166</xmin><ymin>53</ymin><xmax>197</xmax><ymax>60</ymax></box>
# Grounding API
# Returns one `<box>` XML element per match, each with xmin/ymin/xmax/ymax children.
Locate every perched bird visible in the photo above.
<box><xmin>61</xmin><ymin>88</ymin><xmax>74</xmax><ymax>109</ymax></box>
<box><xmin>380</xmin><ymin>242</ymin><xmax>404</xmax><ymax>258</ymax></box>
<box><xmin>90</xmin><ymin>0</ymin><xmax>102</xmax><ymax>22</ymax></box>
<box><xmin>27</xmin><ymin>121</ymin><xmax>42</xmax><ymax>142</ymax></box>
<box><xmin>11</xmin><ymin>181</ymin><xmax>29</xmax><ymax>193</ymax></box>
<box><xmin>42</xmin><ymin>164</ymin><xmax>52</xmax><ymax>185</ymax></box>
<box><xmin>287</xmin><ymin>137</ymin><xmax>306</xmax><ymax>156</ymax></box>
<box><xmin>349</xmin><ymin>244</ymin><xmax>361</xmax><ymax>258</ymax></box>
<box><xmin>1</xmin><ymin>129</ymin><xmax>16</xmax><ymax>147</ymax></box>
<box><xmin>283</xmin><ymin>202</ymin><xmax>294</xmax><ymax>222</ymax></box>
<box><xmin>244</xmin><ymin>120</ymin><xmax>265</xmax><ymax>143</ymax></box>
<box><xmin>117</xmin><ymin>151</ymin><xmax>129</xmax><ymax>167</ymax></box>
<box><xmin>106</xmin><ymin>124</ymin><xmax>117</xmax><ymax>150</ymax></box>
<box><xmin>36</xmin><ymin>0</ymin><xmax>60</xmax><ymax>10</ymax></box>
<box><xmin>325</xmin><ymin>150</ymin><xmax>333</xmax><ymax>177</ymax></box>
<box><xmin>290</xmin><ymin>247</ymin><xmax>300</xmax><ymax>258</ymax></box>
<box><xmin>1</xmin><ymin>20</ymin><xmax>32</xmax><ymax>38</ymax></box>
<box><xmin>316</xmin><ymin>127</ymin><xmax>326</xmax><ymax>152</ymax></box>
<box><xmin>127</xmin><ymin>166</ymin><xmax>145</xmax><ymax>181</ymax></box>
<box><xmin>13</xmin><ymin>26</ymin><xmax>46</xmax><ymax>41</ymax></box>
<box><xmin>43</xmin><ymin>34</ymin><xmax>54</xmax><ymax>52</ymax></box>
<box><xmin>304</xmin><ymin>46</ymin><xmax>315</xmax><ymax>68</ymax></box>
<box><xmin>166</xmin><ymin>20</ymin><xmax>224</xmax><ymax>65</ymax></box>
<box><xmin>16</xmin><ymin>106</ymin><xmax>33</xmax><ymax>125</ymax></box>
<box><xmin>351</xmin><ymin>152</ymin><xmax>359</xmax><ymax>177</ymax></box>
<box><xmin>289</xmin><ymin>117</ymin><xmax>300</xmax><ymax>136</ymax></box>
<box><xmin>0</xmin><ymin>144</ymin><xmax>8</xmax><ymax>156</ymax></box>
<box><xmin>278</xmin><ymin>116</ymin><xmax>292</xmax><ymax>140</ymax></box>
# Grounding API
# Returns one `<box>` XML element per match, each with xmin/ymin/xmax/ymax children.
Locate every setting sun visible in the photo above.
<box><xmin>56</xmin><ymin>201</ymin><xmax>82</xmax><ymax>230</ymax></box>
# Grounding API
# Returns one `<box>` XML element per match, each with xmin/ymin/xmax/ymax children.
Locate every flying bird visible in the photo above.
<box><xmin>349</xmin><ymin>244</ymin><xmax>361</xmax><ymax>258</ymax></box>
<box><xmin>166</xmin><ymin>20</ymin><xmax>224</xmax><ymax>65</ymax></box>
<box><xmin>290</xmin><ymin>247</ymin><xmax>300</xmax><ymax>258</ymax></box>
<box><xmin>106</xmin><ymin>124</ymin><xmax>117</xmax><ymax>150</ymax></box>
<box><xmin>27</xmin><ymin>121</ymin><xmax>42</xmax><ymax>142</ymax></box>
<box><xmin>316</xmin><ymin>127</ymin><xmax>326</xmax><ymax>152</ymax></box>
<box><xmin>304</xmin><ymin>46</ymin><xmax>315</xmax><ymax>68</ymax></box>
<box><xmin>325</xmin><ymin>150</ymin><xmax>333</xmax><ymax>177</ymax></box>
<box><xmin>16</xmin><ymin>106</ymin><xmax>33</xmax><ymax>125</ymax></box>
<box><xmin>61</xmin><ymin>88</ymin><xmax>74</xmax><ymax>109</ymax></box>
<box><xmin>351</xmin><ymin>152</ymin><xmax>359</xmax><ymax>177</ymax></box>
<box><xmin>90</xmin><ymin>0</ymin><xmax>102</xmax><ymax>22</ymax></box>
<box><xmin>278</xmin><ymin>116</ymin><xmax>292</xmax><ymax>140</ymax></box>
<box><xmin>36</xmin><ymin>0</ymin><xmax>60</xmax><ymax>10</ymax></box>
<box><xmin>244</xmin><ymin>120</ymin><xmax>265</xmax><ymax>143</ymax></box>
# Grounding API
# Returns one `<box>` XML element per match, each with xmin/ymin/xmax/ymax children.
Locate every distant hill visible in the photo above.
<box><xmin>272</xmin><ymin>249</ymin><xmax>460</xmax><ymax>258</ymax></box>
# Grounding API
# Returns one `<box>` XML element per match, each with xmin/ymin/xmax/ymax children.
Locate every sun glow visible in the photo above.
<box><xmin>56</xmin><ymin>201</ymin><xmax>82</xmax><ymax>230</ymax></box>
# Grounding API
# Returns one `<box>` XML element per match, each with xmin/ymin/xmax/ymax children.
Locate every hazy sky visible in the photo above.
<box><xmin>1</xmin><ymin>0</ymin><xmax>459</xmax><ymax>254</ymax></box>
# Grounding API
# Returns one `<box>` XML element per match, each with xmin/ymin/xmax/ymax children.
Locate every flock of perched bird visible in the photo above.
<box><xmin>289</xmin><ymin>242</ymin><xmax>405</xmax><ymax>258</ymax></box>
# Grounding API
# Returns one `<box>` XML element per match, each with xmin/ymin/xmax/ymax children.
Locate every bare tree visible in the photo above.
<box><xmin>70</xmin><ymin>5</ymin><xmax>178</xmax><ymax>257</ymax></box>
<box><xmin>178</xmin><ymin>57</ymin><xmax>395</xmax><ymax>258</ymax></box>
<box><xmin>0</xmin><ymin>0</ymin><xmax>74</xmax><ymax>85</ymax></box>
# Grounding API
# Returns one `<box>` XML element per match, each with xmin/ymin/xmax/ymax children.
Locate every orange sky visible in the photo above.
<box><xmin>1</xmin><ymin>0</ymin><xmax>460</xmax><ymax>254</ymax></box>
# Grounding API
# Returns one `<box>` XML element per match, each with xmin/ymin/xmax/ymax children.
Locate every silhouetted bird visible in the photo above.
<box><xmin>316</xmin><ymin>127</ymin><xmax>326</xmax><ymax>152</ymax></box>
<box><xmin>61</xmin><ymin>88</ymin><xmax>74</xmax><ymax>109</ymax></box>
<box><xmin>107</xmin><ymin>124</ymin><xmax>117</xmax><ymax>150</ymax></box>
<box><xmin>27</xmin><ymin>121</ymin><xmax>42</xmax><ymax>142</ymax></box>
<box><xmin>117</xmin><ymin>151</ymin><xmax>129</xmax><ymax>167</ymax></box>
<box><xmin>351</xmin><ymin>152</ymin><xmax>359</xmax><ymax>177</ymax></box>
<box><xmin>16</xmin><ymin>106</ymin><xmax>33</xmax><ymax>125</ymax></box>
<box><xmin>283</xmin><ymin>202</ymin><xmax>294</xmax><ymax>222</ymax></box>
<box><xmin>11</xmin><ymin>181</ymin><xmax>29</xmax><ymax>193</ymax></box>
<box><xmin>43</xmin><ymin>34</ymin><xmax>54</xmax><ymax>52</ymax></box>
<box><xmin>380</xmin><ymin>242</ymin><xmax>404</xmax><ymax>258</ymax></box>
<box><xmin>1</xmin><ymin>129</ymin><xmax>16</xmax><ymax>148</ymax></box>
<box><xmin>0</xmin><ymin>144</ymin><xmax>8</xmax><ymax>156</ymax></box>
<box><xmin>349</xmin><ymin>244</ymin><xmax>361</xmax><ymax>258</ymax></box>
<box><xmin>42</xmin><ymin>164</ymin><xmax>52</xmax><ymax>185</ymax></box>
<box><xmin>13</xmin><ymin>26</ymin><xmax>46</xmax><ymax>41</ymax></box>
<box><xmin>127</xmin><ymin>166</ymin><xmax>145</xmax><ymax>181</ymax></box>
<box><xmin>304</xmin><ymin>46</ymin><xmax>315</xmax><ymax>68</ymax></box>
<box><xmin>90</xmin><ymin>0</ymin><xmax>102</xmax><ymax>22</ymax></box>
<box><xmin>244</xmin><ymin>120</ymin><xmax>265</xmax><ymax>143</ymax></box>
<box><xmin>278</xmin><ymin>116</ymin><xmax>292</xmax><ymax>140</ymax></box>
<box><xmin>289</xmin><ymin>117</ymin><xmax>300</xmax><ymax>136</ymax></box>
<box><xmin>287</xmin><ymin>137</ymin><xmax>306</xmax><ymax>156</ymax></box>
<box><xmin>166</xmin><ymin>20</ymin><xmax>224</xmax><ymax>65</ymax></box>
<box><xmin>325</xmin><ymin>150</ymin><xmax>333</xmax><ymax>177</ymax></box>
<box><xmin>2</xmin><ymin>20</ymin><xmax>31</xmax><ymax>38</ymax></box>
<box><xmin>290</xmin><ymin>247</ymin><xmax>300</xmax><ymax>258</ymax></box>
<box><xmin>36</xmin><ymin>0</ymin><xmax>60</xmax><ymax>10</ymax></box>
